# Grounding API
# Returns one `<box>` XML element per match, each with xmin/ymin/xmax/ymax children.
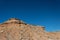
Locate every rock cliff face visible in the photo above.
<box><xmin>0</xmin><ymin>18</ymin><xmax>60</xmax><ymax>40</ymax></box>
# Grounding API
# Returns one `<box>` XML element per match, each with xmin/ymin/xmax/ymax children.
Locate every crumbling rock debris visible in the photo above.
<box><xmin>0</xmin><ymin>18</ymin><xmax>60</xmax><ymax>40</ymax></box>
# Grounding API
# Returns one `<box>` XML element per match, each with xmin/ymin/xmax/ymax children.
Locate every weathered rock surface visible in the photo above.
<box><xmin>0</xmin><ymin>18</ymin><xmax>60</xmax><ymax>40</ymax></box>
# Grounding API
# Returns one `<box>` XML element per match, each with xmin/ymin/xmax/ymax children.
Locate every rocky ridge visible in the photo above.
<box><xmin>0</xmin><ymin>18</ymin><xmax>60</xmax><ymax>40</ymax></box>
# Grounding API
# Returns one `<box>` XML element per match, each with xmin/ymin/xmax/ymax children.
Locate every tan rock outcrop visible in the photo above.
<box><xmin>0</xmin><ymin>18</ymin><xmax>60</xmax><ymax>40</ymax></box>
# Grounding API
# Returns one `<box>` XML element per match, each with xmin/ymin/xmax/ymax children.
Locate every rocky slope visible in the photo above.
<box><xmin>0</xmin><ymin>18</ymin><xmax>60</xmax><ymax>40</ymax></box>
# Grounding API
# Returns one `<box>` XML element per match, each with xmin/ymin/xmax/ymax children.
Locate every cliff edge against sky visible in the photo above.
<box><xmin>0</xmin><ymin>18</ymin><xmax>60</xmax><ymax>40</ymax></box>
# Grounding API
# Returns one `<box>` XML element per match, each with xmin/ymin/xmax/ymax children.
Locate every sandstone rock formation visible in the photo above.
<box><xmin>0</xmin><ymin>18</ymin><xmax>60</xmax><ymax>40</ymax></box>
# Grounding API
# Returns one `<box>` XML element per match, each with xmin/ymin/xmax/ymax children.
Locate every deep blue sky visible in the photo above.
<box><xmin>0</xmin><ymin>0</ymin><xmax>60</xmax><ymax>32</ymax></box>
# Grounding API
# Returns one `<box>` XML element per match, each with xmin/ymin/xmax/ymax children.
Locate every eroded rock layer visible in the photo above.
<box><xmin>0</xmin><ymin>18</ymin><xmax>60</xmax><ymax>40</ymax></box>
